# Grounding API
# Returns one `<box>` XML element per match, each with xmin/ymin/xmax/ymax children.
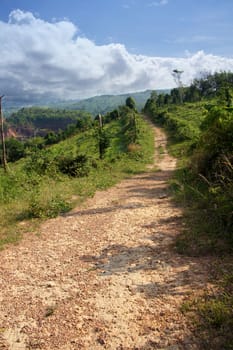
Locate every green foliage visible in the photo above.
<box><xmin>6</xmin><ymin>107</ymin><xmax>93</xmax><ymax>142</ymax></box>
<box><xmin>192</xmin><ymin>71</ymin><xmax>233</xmax><ymax>100</ymax></box>
<box><xmin>23</xmin><ymin>149</ymin><xmax>57</xmax><ymax>176</ymax></box>
<box><xmin>28</xmin><ymin>194</ymin><xmax>71</xmax><ymax>219</ymax></box>
<box><xmin>104</xmin><ymin>109</ymin><xmax>119</xmax><ymax>123</ymax></box>
<box><xmin>0</xmin><ymin>172</ymin><xmax>24</xmax><ymax>203</ymax></box>
<box><xmin>59</xmin><ymin>90</ymin><xmax>155</xmax><ymax>115</ymax></box>
<box><xmin>217</xmin><ymin>87</ymin><xmax>233</xmax><ymax>107</ymax></box>
<box><xmin>144</xmin><ymin>96</ymin><xmax>206</xmax><ymax>150</ymax></box>
<box><xmin>98</xmin><ymin>129</ymin><xmax>110</xmax><ymax>159</ymax></box>
<box><xmin>144</xmin><ymin>74</ymin><xmax>233</xmax><ymax>247</ymax></box>
<box><xmin>162</xmin><ymin>103</ymin><xmax>233</xmax><ymax>253</ymax></box>
<box><xmin>5</xmin><ymin>138</ymin><xmax>25</xmax><ymax>162</ymax></box>
<box><xmin>198</xmin><ymin>296</ymin><xmax>232</xmax><ymax>329</ymax></box>
<box><xmin>199</xmin><ymin>107</ymin><xmax>233</xmax><ymax>156</ymax></box>
<box><xmin>24</xmin><ymin>136</ymin><xmax>45</xmax><ymax>152</ymax></box>
<box><xmin>121</xmin><ymin>111</ymin><xmax>138</xmax><ymax>146</ymax></box>
<box><xmin>57</xmin><ymin>154</ymin><xmax>91</xmax><ymax>177</ymax></box>
<box><xmin>0</xmin><ymin>108</ymin><xmax>154</xmax><ymax>250</ymax></box>
<box><xmin>144</xmin><ymin>72</ymin><xmax>233</xmax><ymax>350</ymax></box>
<box><xmin>144</xmin><ymin>72</ymin><xmax>233</xmax><ymax>111</ymax></box>
<box><xmin>188</xmin><ymin>107</ymin><xmax>233</xmax><ymax>238</ymax></box>
<box><xmin>7</xmin><ymin>107</ymin><xmax>92</xmax><ymax>129</ymax></box>
<box><xmin>3</xmin><ymin>110</ymin><xmax>94</xmax><ymax>164</ymax></box>
<box><xmin>182</xmin><ymin>258</ymin><xmax>233</xmax><ymax>350</ymax></box>
<box><xmin>125</xmin><ymin>96</ymin><xmax>137</xmax><ymax>110</ymax></box>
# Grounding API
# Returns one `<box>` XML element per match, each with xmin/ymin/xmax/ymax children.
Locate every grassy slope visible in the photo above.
<box><xmin>149</xmin><ymin>101</ymin><xmax>233</xmax><ymax>350</ymax></box>
<box><xmin>0</xmin><ymin>114</ymin><xmax>154</xmax><ymax>250</ymax></box>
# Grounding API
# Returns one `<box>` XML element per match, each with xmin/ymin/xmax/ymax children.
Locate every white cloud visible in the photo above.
<box><xmin>1</xmin><ymin>10</ymin><xmax>233</xmax><ymax>102</ymax></box>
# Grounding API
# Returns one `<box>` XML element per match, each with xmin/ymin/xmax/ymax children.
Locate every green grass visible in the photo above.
<box><xmin>146</xmin><ymin>99</ymin><xmax>233</xmax><ymax>350</ymax></box>
<box><xmin>167</xmin><ymin>104</ymin><xmax>233</xmax><ymax>350</ymax></box>
<box><xmin>150</xmin><ymin>101</ymin><xmax>233</xmax><ymax>255</ymax></box>
<box><xmin>0</xmin><ymin>114</ymin><xmax>154</xmax><ymax>250</ymax></box>
<box><xmin>180</xmin><ymin>259</ymin><xmax>233</xmax><ymax>349</ymax></box>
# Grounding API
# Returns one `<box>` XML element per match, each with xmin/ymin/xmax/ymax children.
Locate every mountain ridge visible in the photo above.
<box><xmin>4</xmin><ymin>89</ymin><xmax>170</xmax><ymax>117</ymax></box>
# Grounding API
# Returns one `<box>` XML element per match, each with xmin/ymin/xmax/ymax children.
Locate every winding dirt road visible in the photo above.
<box><xmin>0</xmin><ymin>126</ymin><xmax>212</xmax><ymax>349</ymax></box>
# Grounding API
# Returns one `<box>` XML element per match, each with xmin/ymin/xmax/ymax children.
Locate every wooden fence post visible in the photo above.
<box><xmin>0</xmin><ymin>95</ymin><xmax>7</xmax><ymax>172</ymax></box>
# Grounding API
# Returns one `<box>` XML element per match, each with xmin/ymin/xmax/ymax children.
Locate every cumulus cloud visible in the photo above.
<box><xmin>1</xmin><ymin>10</ymin><xmax>233</xmax><ymax>102</ymax></box>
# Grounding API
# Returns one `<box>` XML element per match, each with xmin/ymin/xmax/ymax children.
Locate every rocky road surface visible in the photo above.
<box><xmin>0</xmin><ymin>126</ymin><xmax>212</xmax><ymax>349</ymax></box>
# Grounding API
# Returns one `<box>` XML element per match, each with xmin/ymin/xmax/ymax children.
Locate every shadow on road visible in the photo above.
<box><xmin>80</xmin><ymin>214</ymin><xmax>205</xmax><ymax>300</ymax></box>
<box><xmin>64</xmin><ymin>203</ymin><xmax>147</xmax><ymax>217</ymax></box>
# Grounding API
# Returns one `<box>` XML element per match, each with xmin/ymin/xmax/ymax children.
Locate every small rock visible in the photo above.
<box><xmin>97</xmin><ymin>337</ymin><xmax>105</xmax><ymax>345</ymax></box>
<box><xmin>159</xmin><ymin>194</ymin><xmax>168</xmax><ymax>199</ymax></box>
<box><xmin>46</xmin><ymin>281</ymin><xmax>56</xmax><ymax>288</ymax></box>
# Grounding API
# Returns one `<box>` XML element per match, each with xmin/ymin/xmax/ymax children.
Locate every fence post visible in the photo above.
<box><xmin>0</xmin><ymin>95</ymin><xmax>7</xmax><ymax>172</ymax></box>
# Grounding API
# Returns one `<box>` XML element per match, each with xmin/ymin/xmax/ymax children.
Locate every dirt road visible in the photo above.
<box><xmin>0</xmin><ymin>126</ymin><xmax>211</xmax><ymax>349</ymax></box>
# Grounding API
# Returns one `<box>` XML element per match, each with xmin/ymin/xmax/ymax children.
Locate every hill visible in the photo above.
<box><xmin>5</xmin><ymin>107</ymin><xmax>92</xmax><ymax>139</ymax></box>
<box><xmin>54</xmin><ymin>90</ymin><xmax>169</xmax><ymax>115</ymax></box>
<box><xmin>4</xmin><ymin>90</ymin><xmax>169</xmax><ymax>139</ymax></box>
<box><xmin>0</xmin><ymin>106</ymin><xmax>154</xmax><ymax>246</ymax></box>
<box><xmin>4</xmin><ymin>89</ymin><xmax>170</xmax><ymax>117</ymax></box>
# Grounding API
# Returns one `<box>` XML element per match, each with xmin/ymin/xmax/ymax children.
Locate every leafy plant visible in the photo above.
<box><xmin>28</xmin><ymin>195</ymin><xmax>71</xmax><ymax>219</ymax></box>
<box><xmin>57</xmin><ymin>154</ymin><xmax>91</xmax><ymax>177</ymax></box>
<box><xmin>0</xmin><ymin>108</ymin><xmax>154</xmax><ymax>250</ymax></box>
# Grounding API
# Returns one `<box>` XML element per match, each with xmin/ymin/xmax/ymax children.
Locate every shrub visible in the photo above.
<box><xmin>24</xmin><ymin>149</ymin><xmax>57</xmax><ymax>175</ymax></box>
<box><xmin>28</xmin><ymin>195</ymin><xmax>71</xmax><ymax>219</ymax></box>
<box><xmin>56</xmin><ymin>154</ymin><xmax>90</xmax><ymax>177</ymax></box>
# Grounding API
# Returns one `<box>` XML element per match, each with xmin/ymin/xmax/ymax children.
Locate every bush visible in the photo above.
<box><xmin>24</xmin><ymin>149</ymin><xmax>57</xmax><ymax>175</ymax></box>
<box><xmin>56</xmin><ymin>154</ymin><xmax>90</xmax><ymax>177</ymax></box>
<box><xmin>28</xmin><ymin>195</ymin><xmax>71</xmax><ymax>219</ymax></box>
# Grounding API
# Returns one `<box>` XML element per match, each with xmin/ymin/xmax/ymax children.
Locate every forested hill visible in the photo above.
<box><xmin>4</xmin><ymin>89</ymin><xmax>169</xmax><ymax>138</ymax></box>
<box><xmin>55</xmin><ymin>90</ymin><xmax>168</xmax><ymax>115</ymax></box>
<box><xmin>6</xmin><ymin>108</ymin><xmax>92</xmax><ymax>138</ymax></box>
<box><xmin>4</xmin><ymin>89</ymin><xmax>169</xmax><ymax>117</ymax></box>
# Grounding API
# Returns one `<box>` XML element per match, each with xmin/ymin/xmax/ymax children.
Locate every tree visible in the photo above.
<box><xmin>95</xmin><ymin>114</ymin><xmax>109</xmax><ymax>159</ymax></box>
<box><xmin>164</xmin><ymin>93</ymin><xmax>172</xmax><ymax>105</ymax></box>
<box><xmin>183</xmin><ymin>85</ymin><xmax>201</xmax><ymax>102</ymax></box>
<box><xmin>125</xmin><ymin>96</ymin><xmax>136</xmax><ymax>110</ymax></box>
<box><xmin>45</xmin><ymin>131</ymin><xmax>58</xmax><ymax>145</ymax></box>
<box><xmin>156</xmin><ymin>93</ymin><xmax>165</xmax><ymax>107</ymax></box>
<box><xmin>5</xmin><ymin>138</ymin><xmax>25</xmax><ymax>162</ymax></box>
<box><xmin>217</xmin><ymin>87</ymin><xmax>232</xmax><ymax>107</ymax></box>
<box><xmin>171</xmin><ymin>88</ymin><xmax>180</xmax><ymax>104</ymax></box>
<box><xmin>172</xmin><ymin>69</ymin><xmax>184</xmax><ymax>103</ymax></box>
<box><xmin>150</xmin><ymin>91</ymin><xmax>158</xmax><ymax>103</ymax></box>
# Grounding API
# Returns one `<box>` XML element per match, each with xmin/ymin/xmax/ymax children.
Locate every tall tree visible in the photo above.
<box><xmin>126</xmin><ymin>96</ymin><xmax>136</xmax><ymax>110</ymax></box>
<box><xmin>172</xmin><ymin>69</ymin><xmax>184</xmax><ymax>104</ymax></box>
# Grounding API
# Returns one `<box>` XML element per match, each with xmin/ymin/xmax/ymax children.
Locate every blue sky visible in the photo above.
<box><xmin>1</xmin><ymin>0</ymin><xmax>233</xmax><ymax>101</ymax></box>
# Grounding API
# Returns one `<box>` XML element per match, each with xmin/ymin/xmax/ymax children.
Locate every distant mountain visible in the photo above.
<box><xmin>3</xmin><ymin>89</ymin><xmax>170</xmax><ymax>117</ymax></box>
<box><xmin>51</xmin><ymin>90</ymin><xmax>169</xmax><ymax>115</ymax></box>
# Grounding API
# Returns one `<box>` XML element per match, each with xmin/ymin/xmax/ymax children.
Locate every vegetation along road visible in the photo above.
<box><xmin>0</xmin><ymin>122</ymin><xmax>215</xmax><ymax>350</ymax></box>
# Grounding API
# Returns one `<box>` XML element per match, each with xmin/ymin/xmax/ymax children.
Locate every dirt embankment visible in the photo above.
<box><xmin>0</xmin><ymin>125</ymin><xmax>213</xmax><ymax>350</ymax></box>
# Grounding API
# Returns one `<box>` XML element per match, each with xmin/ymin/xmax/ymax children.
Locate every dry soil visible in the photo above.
<box><xmin>0</xmin><ymin>126</ymin><xmax>213</xmax><ymax>349</ymax></box>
